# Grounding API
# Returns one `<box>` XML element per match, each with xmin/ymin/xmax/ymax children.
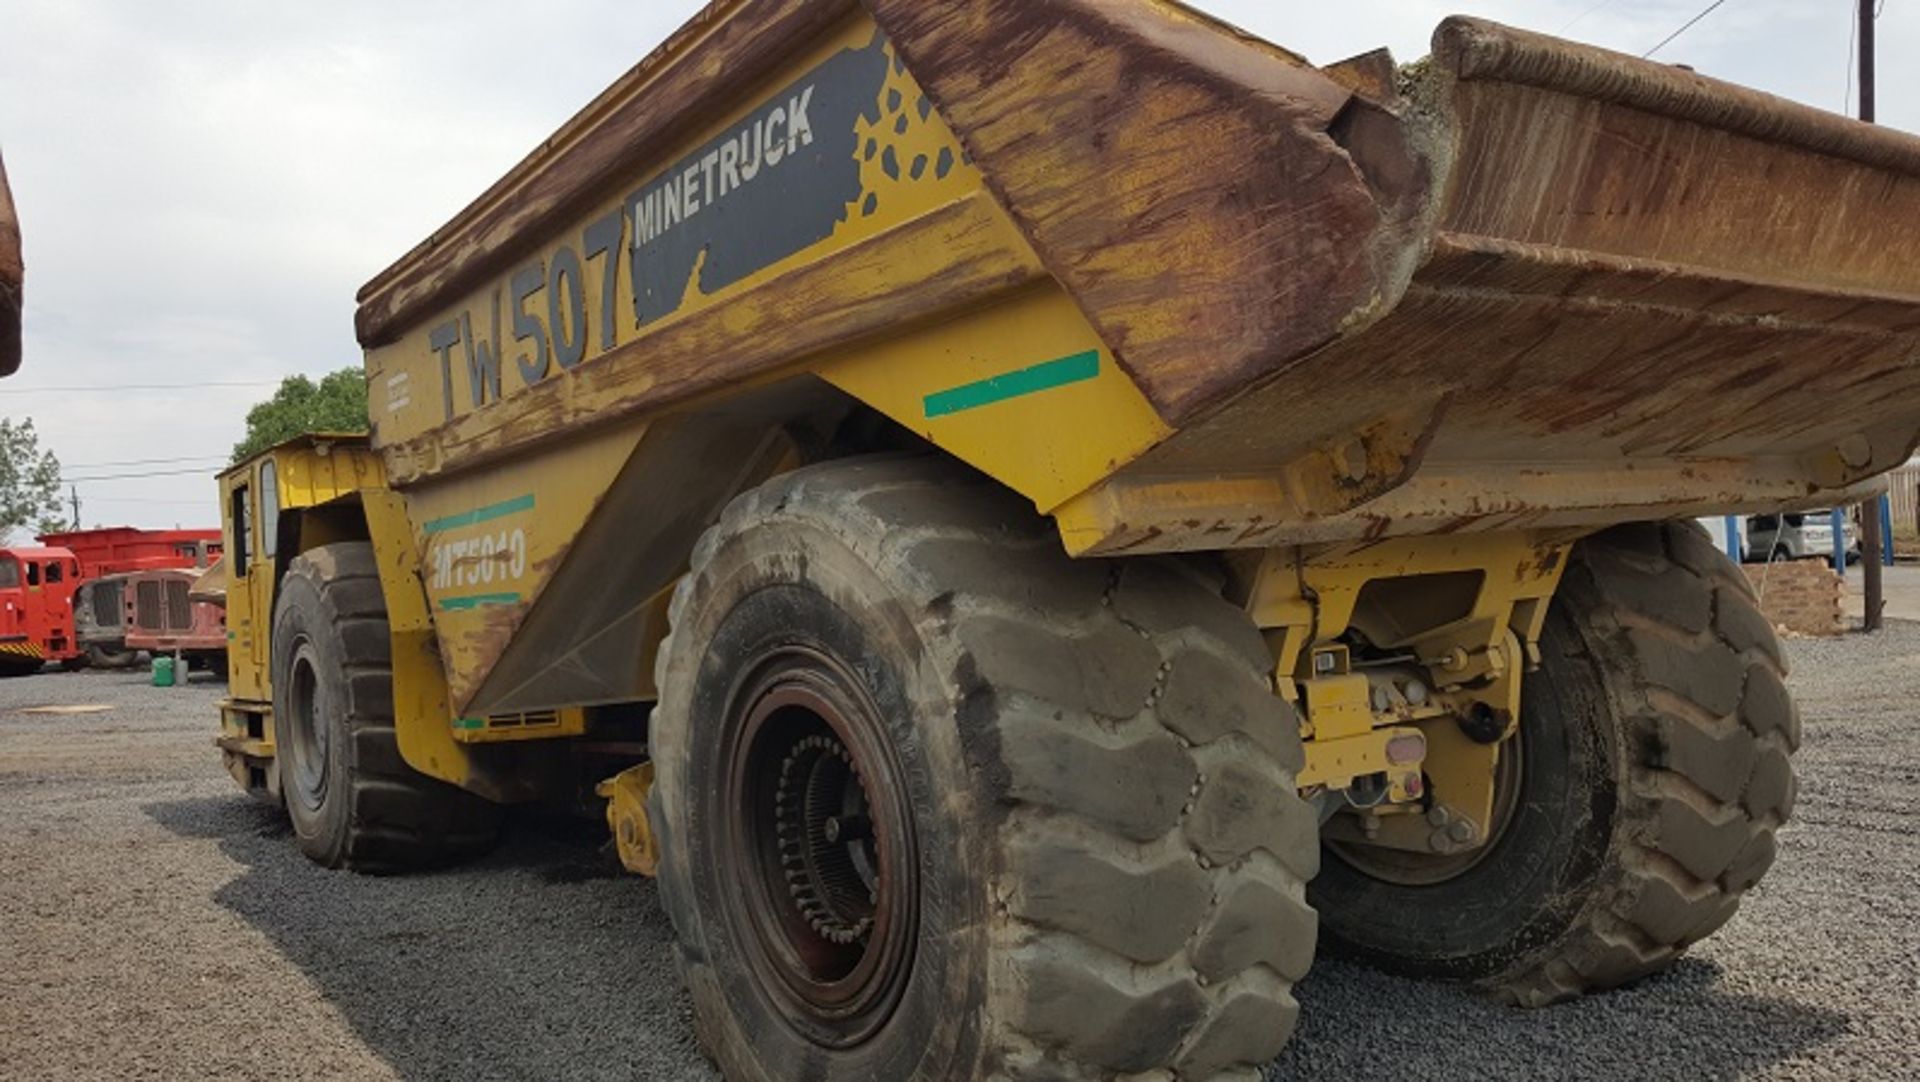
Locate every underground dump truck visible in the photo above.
<box><xmin>216</xmin><ymin>1</ymin><xmax>1920</xmax><ymax>1077</ymax></box>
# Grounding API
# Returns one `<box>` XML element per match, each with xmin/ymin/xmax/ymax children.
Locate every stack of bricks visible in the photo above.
<box><xmin>1739</xmin><ymin>559</ymin><xmax>1845</xmax><ymax>636</ymax></box>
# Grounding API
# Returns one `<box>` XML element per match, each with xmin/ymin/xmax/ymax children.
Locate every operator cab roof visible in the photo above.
<box><xmin>220</xmin><ymin>431</ymin><xmax>371</xmax><ymax>481</ymax></box>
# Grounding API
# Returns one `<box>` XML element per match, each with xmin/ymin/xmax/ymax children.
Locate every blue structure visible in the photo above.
<box><xmin>1881</xmin><ymin>494</ymin><xmax>1896</xmax><ymax>567</ymax></box>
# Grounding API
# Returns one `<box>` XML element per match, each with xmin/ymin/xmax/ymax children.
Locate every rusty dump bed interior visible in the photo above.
<box><xmin>1086</xmin><ymin>14</ymin><xmax>1920</xmax><ymax>550</ymax></box>
<box><xmin>356</xmin><ymin>0</ymin><xmax>1920</xmax><ymax>552</ymax></box>
<box><xmin>0</xmin><ymin>152</ymin><xmax>21</xmax><ymax>378</ymax></box>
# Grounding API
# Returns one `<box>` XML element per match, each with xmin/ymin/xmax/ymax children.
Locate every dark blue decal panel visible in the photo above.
<box><xmin>624</xmin><ymin>32</ymin><xmax>891</xmax><ymax>326</ymax></box>
<box><xmin>420</xmin><ymin>32</ymin><xmax>896</xmax><ymax>424</ymax></box>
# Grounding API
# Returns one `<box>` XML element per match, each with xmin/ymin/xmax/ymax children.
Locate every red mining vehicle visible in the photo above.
<box><xmin>0</xmin><ymin>546</ymin><xmax>81</xmax><ymax>676</ymax></box>
<box><xmin>42</xmin><ymin>527</ymin><xmax>222</xmax><ymax>668</ymax></box>
<box><xmin>120</xmin><ymin>567</ymin><xmax>227</xmax><ymax>673</ymax></box>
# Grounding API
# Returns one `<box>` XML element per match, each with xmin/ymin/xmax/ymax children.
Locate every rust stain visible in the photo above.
<box><xmin>0</xmin><ymin>151</ymin><xmax>19</xmax><ymax>378</ymax></box>
<box><xmin>865</xmin><ymin>0</ymin><xmax>1426</xmax><ymax>425</ymax></box>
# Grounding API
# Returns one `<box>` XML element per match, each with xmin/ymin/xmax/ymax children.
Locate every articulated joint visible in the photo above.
<box><xmin>1239</xmin><ymin>532</ymin><xmax>1572</xmax><ymax>857</ymax></box>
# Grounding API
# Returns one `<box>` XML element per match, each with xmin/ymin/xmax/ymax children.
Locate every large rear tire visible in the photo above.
<box><xmin>272</xmin><ymin>542</ymin><xmax>501</xmax><ymax>872</ymax></box>
<box><xmin>1312</xmin><ymin>521</ymin><xmax>1798</xmax><ymax>1005</ymax></box>
<box><xmin>650</xmin><ymin>458</ymin><xmax>1319</xmax><ymax>1081</ymax></box>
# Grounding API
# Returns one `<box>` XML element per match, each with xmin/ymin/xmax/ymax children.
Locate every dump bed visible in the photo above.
<box><xmin>0</xmin><ymin>151</ymin><xmax>20</xmax><ymax>377</ymax></box>
<box><xmin>353</xmin><ymin>0</ymin><xmax>1920</xmax><ymax>713</ymax></box>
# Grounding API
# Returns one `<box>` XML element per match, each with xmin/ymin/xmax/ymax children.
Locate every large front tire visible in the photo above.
<box><xmin>272</xmin><ymin>543</ymin><xmax>501</xmax><ymax>872</ymax></box>
<box><xmin>650</xmin><ymin>459</ymin><xmax>1319</xmax><ymax>1081</ymax></box>
<box><xmin>1312</xmin><ymin>521</ymin><xmax>1798</xmax><ymax>1005</ymax></box>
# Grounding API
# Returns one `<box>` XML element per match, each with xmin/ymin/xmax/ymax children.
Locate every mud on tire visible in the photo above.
<box><xmin>648</xmin><ymin>458</ymin><xmax>1320</xmax><ymax>1081</ymax></box>
<box><xmin>1313</xmin><ymin>521</ymin><xmax>1798</xmax><ymax>1005</ymax></box>
<box><xmin>272</xmin><ymin>542</ymin><xmax>501</xmax><ymax>872</ymax></box>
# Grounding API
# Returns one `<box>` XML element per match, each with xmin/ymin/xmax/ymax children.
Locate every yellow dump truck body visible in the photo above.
<box><xmin>351</xmin><ymin>1</ymin><xmax>1919</xmax><ymax>721</ymax></box>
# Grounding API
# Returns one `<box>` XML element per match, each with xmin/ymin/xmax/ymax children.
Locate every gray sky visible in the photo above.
<box><xmin>1</xmin><ymin>0</ymin><xmax>1913</xmax><ymax>534</ymax></box>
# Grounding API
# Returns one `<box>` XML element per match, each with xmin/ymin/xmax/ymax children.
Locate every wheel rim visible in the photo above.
<box><xmin>1328</xmin><ymin>728</ymin><xmax>1526</xmax><ymax>886</ymax></box>
<box><xmin>282</xmin><ymin>640</ymin><xmax>331</xmax><ymax>813</ymax></box>
<box><xmin>716</xmin><ymin>645</ymin><xmax>918</xmax><ymax>1048</ymax></box>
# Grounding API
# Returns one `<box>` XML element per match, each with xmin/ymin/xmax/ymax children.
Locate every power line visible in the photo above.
<box><xmin>71</xmin><ymin>496</ymin><xmax>216</xmax><ymax>506</ymax></box>
<box><xmin>1846</xmin><ymin>0</ymin><xmax>1859</xmax><ymax>115</ymax></box>
<box><xmin>63</xmin><ymin>454</ymin><xmax>229</xmax><ymax>470</ymax></box>
<box><xmin>0</xmin><ymin>380</ymin><xmax>279</xmax><ymax>394</ymax></box>
<box><xmin>63</xmin><ymin>465</ymin><xmax>225</xmax><ymax>483</ymax></box>
<box><xmin>1644</xmin><ymin>0</ymin><xmax>1732</xmax><ymax>58</ymax></box>
<box><xmin>1560</xmin><ymin>0</ymin><xmax>1620</xmax><ymax>34</ymax></box>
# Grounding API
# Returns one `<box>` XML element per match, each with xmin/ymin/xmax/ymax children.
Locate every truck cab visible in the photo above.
<box><xmin>0</xmin><ymin>546</ymin><xmax>82</xmax><ymax>676</ymax></box>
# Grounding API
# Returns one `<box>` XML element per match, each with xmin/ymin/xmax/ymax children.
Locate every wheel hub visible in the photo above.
<box><xmin>775</xmin><ymin>733</ymin><xmax>879</xmax><ymax>947</ymax></box>
<box><xmin>282</xmin><ymin>642</ymin><xmax>330</xmax><ymax>812</ymax></box>
<box><xmin>719</xmin><ymin>650</ymin><xmax>918</xmax><ymax>1048</ymax></box>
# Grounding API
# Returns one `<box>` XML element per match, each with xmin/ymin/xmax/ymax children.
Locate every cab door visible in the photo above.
<box><xmin>224</xmin><ymin>469</ymin><xmax>267</xmax><ymax>700</ymax></box>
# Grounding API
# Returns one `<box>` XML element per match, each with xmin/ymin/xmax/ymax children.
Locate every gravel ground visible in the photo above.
<box><xmin>3</xmin><ymin>627</ymin><xmax>1918</xmax><ymax>1081</ymax></box>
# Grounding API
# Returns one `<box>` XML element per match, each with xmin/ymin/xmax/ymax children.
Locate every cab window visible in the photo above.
<box><xmin>0</xmin><ymin>560</ymin><xmax>16</xmax><ymax>588</ymax></box>
<box><xmin>26</xmin><ymin>563</ymin><xmax>39</xmax><ymax>586</ymax></box>
<box><xmin>45</xmin><ymin>562</ymin><xmax>63</xmax><ymax>583</ymax></box>
<box><xmin>260</xmin><ymin>460</ymin><xmax>280</xmax><ymax>559</ymax></box>
<box><xmin>230</xmin><ymin>483</ymin><xmax>253</xmax><ymax>576</ymax></box>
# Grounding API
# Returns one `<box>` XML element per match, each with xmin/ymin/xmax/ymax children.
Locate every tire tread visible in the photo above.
<box><xmin>651</xmin><ymin>458</ymin><xmax>1315</xmax><ymax>1080</ymax></box>
<box><xmin>280</xmin><ymin>543</ymin><xmax>499</xmax><ymax>873</ymax></box>
<box><xmin>1487</xmin><ymin>521</ymin><xmax>1797</xmax><ymax>1005</ymax></box>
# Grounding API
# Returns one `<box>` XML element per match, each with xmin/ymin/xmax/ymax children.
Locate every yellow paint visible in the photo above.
<box><xmin>818</xmin><ymin>285</ymin><xmax>1169</xmax><ymax>511</ymax></box>
<box><xmin>402</xmin><ymin>422</ymin><xmax>646</xmax><ymax>709</ymax></box>
<box><xmin>599</xmin><ymin>762</ymin><xmax>660</xmax><ymax>877</ymax></box>
<box><xmin>1294</xmin><ymin>726</ymin><xmax>1425</xmax><ymax>793</ymax></box>
<box><xmin>1244</xmin><ymin>532</ymin><xmax>1572</xmax><ymax>853</ymax></box>
<box><xmin>362</xmin><ymin>487</ymin><xmax>475</xmax><ymax>787</ymax></box>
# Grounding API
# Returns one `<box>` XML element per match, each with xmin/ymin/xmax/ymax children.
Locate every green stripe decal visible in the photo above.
<box><xmin>439</xmin><ymin>592</ymin><xmax>523</xmax><ymax>612</ymax></box>
<box><xmin>923</xmin><ymin>350</ymin><xmax>1100</xmax><ymax>419</ymax></box>
<box><xmin>453</xmin><ymin>718</ymin><xmax>486</xmax><ymax>731</ymax></box>
<box><xmin>423</xmin><ymin>494</ymin><xmax>536</xmax><ymax>535</ymax></box>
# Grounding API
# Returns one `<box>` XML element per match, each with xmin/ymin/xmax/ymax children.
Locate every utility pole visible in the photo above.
<box><xmin>1859</xmin><ymin>0</ymin><xmax>1885</xmax><ymax>631</ymax></box>
<box><xmin>68</xmin><ymin>484</ymin><xmax>80</xmax><ymax>530</ymax></box>
<box><xmin>1859</xmin><ymin>0</ymin><xmax>1876</xmax><ymax>124</ymax></box>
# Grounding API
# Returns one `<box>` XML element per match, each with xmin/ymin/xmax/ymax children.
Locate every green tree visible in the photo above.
<box><xmin>232</xmin><ymin>368</ymin><xmax>369</xmax><ymax>463</ymax></box>
<box><xmin>0</xmin><ymin>417</ymin><xmax>67</xmax><ymax>539</ymax></box>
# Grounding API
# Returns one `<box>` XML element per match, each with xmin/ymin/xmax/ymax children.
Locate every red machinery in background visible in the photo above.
<box><xmin>120</xmin><ymin>567</ymin><xmax>227</xmax><ymax>672</ymax></box>
<box><xmin>34</xmin><ymin>528</ymin><xmax>222</xmax><ymax>670</ymax></box>
<box><xmin>41</xmin><ymin>527</ymin><xmax>221</xmax><ymax>579</ymax></box>
<box><xmin>0</xmin><ymin>546</ymin><xmax>81</xmax><ymax>676</ymax></box>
